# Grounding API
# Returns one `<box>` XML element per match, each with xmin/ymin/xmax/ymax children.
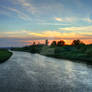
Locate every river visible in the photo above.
<box><xmin>0</xmin><ymin>51</ymin><xmax>92</xmax><ymax>92</ymax></box>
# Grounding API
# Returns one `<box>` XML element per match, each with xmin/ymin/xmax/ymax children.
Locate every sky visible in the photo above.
<box><xmin>0</xmin><ymin>0</ymin><xmax>92</xmax><ymax>47</ymax></box>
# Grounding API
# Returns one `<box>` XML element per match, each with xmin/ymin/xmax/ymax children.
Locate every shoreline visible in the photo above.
<box><xmin>12</xmin><ymin>50</ymin><xmax>92</xmax><ymax>65</ymax></box>
<box><xmin>0</xmin><ymin>50</ymin><xmax>13</xmax><ymax>64</ymax></box>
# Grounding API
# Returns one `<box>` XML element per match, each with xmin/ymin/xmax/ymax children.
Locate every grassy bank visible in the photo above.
<box><xmin>12</xmin><ymin>43</ymin><xmax>92</xmax><ymax>64</ymax></box>
<box><xmin>40</xmin><ymin>45</ymin><xmax>92</xmax><ymax>64</ymax></box>
<box><xmin>0</xmin><ymin>49</ymin><xmax>12</xmax><ymax>63</ymax></box>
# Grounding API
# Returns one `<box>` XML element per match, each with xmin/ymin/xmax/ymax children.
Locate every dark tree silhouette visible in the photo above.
<box><xmin>57</xmin><ymin>40</ymin><xmax>65</xmax><ymax>46</ymax></box>
<box><xmin>72</xmin><ymin>39</ymin><xmax>85</xmax><ymax>46</ymax></box>
<box><xmin>51</xmin><ymin>41</ymin><xmax>57</xmax><ymax>47</ymax></box>
<box><xmin>33</xmin><ymin>42</ymin><xmax>36</xmax><ymax>45</ymax></box>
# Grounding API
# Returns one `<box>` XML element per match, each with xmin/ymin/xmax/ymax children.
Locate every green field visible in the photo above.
<box><xmin>0</xmin><ymin>49</ymin><xmax>12</xmax><ymax>63</ymax></box>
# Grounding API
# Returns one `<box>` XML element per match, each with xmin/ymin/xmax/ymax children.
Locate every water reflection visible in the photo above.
<box><xmin>3</xmin><ymin>51</ymin><xmax>92</xmax><ymax>92</ymax></box>
<box><xmin>65</xmin><ymin>61</ymin><xmax>73</xmax><ymax>73</ymax></box>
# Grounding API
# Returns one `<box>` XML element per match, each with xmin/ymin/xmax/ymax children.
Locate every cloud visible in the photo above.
<box><xmin>37</xmin><ymin>22</ymin><xmax>70</xmax><ymax>26</ymax></box>
<box><xmin>0</xmin><ymin>9</ymin><xmax>11</xmax><ymax>17</ymax></box>
<box><xmin>64</xmin><ymin>17</ymin><xmax>77</xmax><ymax>22</ymax></box>
<box><xmin>17</xmin><ymin>0</ymin><xmax>32</xmax><ymax>7</ymax></box>
<box><xmin>13</xmin><ymin>0</ymin><xmax>37</xmax><ymax>14</ymax></box>
<box><xmin>12</xmin><ymin>0</ymin><xmax>64</xmax><ymax>16</ymax></box>
<box><xmin>0</xmin><ymin>30</ymin><xmax>32</xmax><ymax>38</ymax></box>
<box><xmin>59</xmin><ymin>26</ymin><xmax>92</xmax><ymax>33</ymax></box>
<box><xmin>0</xmin><ymin>30</ymin><xmax>87</xmax><ymax>39</ymax></box>
<box><xmin>0</xmin><ymin>6</ymin><xmax>32</xmax><ymax>21</ymax></box>
<box><xmin>0</xmin><ymin>30</ymin><xmax>92</xmax><ymax>47</ymax></box>
<box><xmin>7</xmin><ymin>7</ymin><xmax>32</xmax><ymax>21</ymax></box>
<box><xmin>55</xmin><ymin>17</ymin><xmax>63</xmax><ymax>22</ymax></box>
<box><xmin>55</xmin><ymin>17</ymin><xmax>78</xmax><ymax>23</ymax></box>
<box><xmin>55</xmin><ymin>16</ymin><xmax>92</xmax><ymax>23</ymax></box>
<box><xmin>83</xmin><ymin>17</ymin><xmax>92</xmax><ymax>23</ymax></box>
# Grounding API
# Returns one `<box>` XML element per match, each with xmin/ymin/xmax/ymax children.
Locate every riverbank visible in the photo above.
<box><xmin>44</xmin><ymin>53</ymin><xmax>92</xmax><ymax>64</ymax></box>
<box><xmin>39</xmin><ymin>47</ymin><xmax>92</xmax><ymax>64</ymax></box>
<box><xmin>12</xmin><ymin>44</ymin><xmax>92</xmax><ymax>64</ymax></box>
<box><xmin>0</xmin><ymin>49</ymin><xmax>12</xmax><ymax>63</ymax></box>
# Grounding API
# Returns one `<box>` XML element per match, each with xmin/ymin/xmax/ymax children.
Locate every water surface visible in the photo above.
<box><xmin>0</xmin><ymin>51</ymin><xmax>92</xmax><ymax>92</ymax></box>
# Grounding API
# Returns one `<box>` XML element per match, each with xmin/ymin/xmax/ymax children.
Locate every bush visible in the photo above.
<box><xmin>86</xmin><ymin>48</ymin><xmax>92</xmax><ymax>57</ymax></box>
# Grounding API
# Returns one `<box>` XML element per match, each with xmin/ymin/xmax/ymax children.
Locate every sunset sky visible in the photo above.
<box><xmin>0</xmin><ymin>0</ymin><xmax>92</xmax><ymax>47</ymax></box>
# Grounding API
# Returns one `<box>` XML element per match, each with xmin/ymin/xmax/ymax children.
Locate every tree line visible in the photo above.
<box><xmin>32</xmin><ymin>39</ymin><xmax>86</xmax><ymax>47</ymax></box>
<box><xmin>12</xmin><ymin>39</ymin><xmax>92</xmax><ymax>63</ymax></box>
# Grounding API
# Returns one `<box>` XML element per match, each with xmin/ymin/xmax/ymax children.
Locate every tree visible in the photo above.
<box><xmin>32</xmin><ymin>42</ymin><xmax>36</xmax><ymax>45</ymax></box>
<box><xmin>51</xmin><ymin>41</ymin><xmax>57</xmax><ymax>47</ymax></box>
<box><xmin>57</xmin><ymin>40</ymin><xmax>65</xmax><ymax>46</ymax></box>
<box><xmin>72</xmin><ymin>39</ymin><xmax>85</xmax><ymax>46</ymax></box>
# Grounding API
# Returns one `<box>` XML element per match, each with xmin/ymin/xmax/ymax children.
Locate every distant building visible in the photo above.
<box><xmin>45</xmin><ymin>39</ymin><xmax>48</xmax><ymax>46</ymax></box>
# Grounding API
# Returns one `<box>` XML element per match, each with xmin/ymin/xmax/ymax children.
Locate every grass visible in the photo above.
<box><xmin>0</xmin><ymin>49</ymin><xmax>12</xmax><ymax>63</ymax></box>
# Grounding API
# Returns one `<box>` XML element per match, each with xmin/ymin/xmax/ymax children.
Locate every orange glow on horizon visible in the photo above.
<box><xmin>22</xmin><ymin>39</ymin><xmax>92</xmax><ymax>46</ymax></box>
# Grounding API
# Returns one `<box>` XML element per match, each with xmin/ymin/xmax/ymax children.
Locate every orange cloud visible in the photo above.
<box><xmin>0</xmin><ymin>30</ymin><xmax>92</xmax><ymax>45</ymax></box>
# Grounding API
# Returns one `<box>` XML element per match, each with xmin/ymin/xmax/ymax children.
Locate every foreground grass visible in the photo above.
<box><xmin>0</xmin><ymin>49</ymin><xmax>12</xmax><ymax>63</ymax></box>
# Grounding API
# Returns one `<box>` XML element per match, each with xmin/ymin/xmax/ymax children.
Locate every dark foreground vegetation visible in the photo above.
<box><xmin>0</xmin><ymin>49</ymin><xmax>12</xmax><ymax>63</ymax></box>
<box><xmin>12</xmin><ymin>39</ymin><xmax>92</xmax><ymax>64</ymax></box>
